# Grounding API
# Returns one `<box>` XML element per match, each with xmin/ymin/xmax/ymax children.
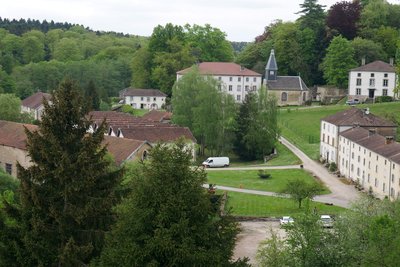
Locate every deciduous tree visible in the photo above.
<box><xmin>322</xmin><ymin>35</ymin><xmax>357</xmax><ymax>88</ymax></box>
<box><xmin>282</xmin><ymin>178</ymin><xmax>323</xmax><ymax>208</ymax></box>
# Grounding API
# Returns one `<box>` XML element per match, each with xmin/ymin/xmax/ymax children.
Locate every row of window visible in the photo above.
<box><xmin>356</xmin><ymin>78</ymin><xmax>389</xmax><ymax>87</ymax></box>
<box><xmin>129</xmin><ymin>96</ymin><xmax>163</xmax><ymax>102</ymax></box>
<box><xmin>218</xmin><ymin>76</ymin><xmax>258</xmax><ymax>82</ymax></box>
<box><xmin>227</xmin><ymin>85</ymin><xmax>257</xmax><ymax>92</ymax></box>
<box><xmin>322</xmin><ymin>134</ymin><xmax>335</xmax><ymax>146</ymax></box>
<box><xmin>357</xmin><ymin>73</ymin><xmax>388</xmax><ymax>78</ymax></box>
<box><xmin>355</xmin><ymin>88</ymin><xmax>388</xmax><ymax>96</ymax></box>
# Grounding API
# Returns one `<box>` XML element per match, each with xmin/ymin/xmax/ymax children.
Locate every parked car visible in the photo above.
<box><xmin>202</xmin><ymin>157</ymin><xmax>229</xmax><ymax>168</ymax></box>
<box><xmin>320</xmin><ymin>215</ymin><xmax>333</xmax><ymax>228</ymax></box>
<box><xmin>280</xmin><ymin>216</ymin><xmax>294</xmax><ymax>226</ymax></box>
<box><xmin>346</xmin><ymin>99</ymin><xmax>360</xmax><ymax>105</ymax></box>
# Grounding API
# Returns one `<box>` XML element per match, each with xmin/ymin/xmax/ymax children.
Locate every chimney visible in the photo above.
<box><xmin>240</xmin><ymin>65</ymin><xmax>245</xmax><ymax>71</ymax></box>
<box><xmin>385</xmin><ymin>136</ymin><xmax>394</xmax><ymax>145</ymax></box>
<box><xmin>368</xmin><ymin>129</ymin><xmax>376</xmax><ymax>136</ymax></box>
<box><xmin>361</xmin><ymin>57</ymin><xmax>366</xmax><ymax>66</ymax></box>
<box><xmin>390</xmin><ymin>58</ymin><xmax>394</xmax><ymax>66</ymax></box>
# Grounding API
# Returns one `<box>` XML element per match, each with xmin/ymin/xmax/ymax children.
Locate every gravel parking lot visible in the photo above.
<box><xmin>233</xmin><ymin>220</ymin><xmax>287</xmax><ymax>266</ymax></box>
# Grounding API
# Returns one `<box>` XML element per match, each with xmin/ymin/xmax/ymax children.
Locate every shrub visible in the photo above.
<box><xmin>258</xmin><ymin>170</ymin><xmax>271</xmax><ymax>179</ymax></box>
<box><xmin>329</xmin><ymin>162</ymin><xmax>337</xmax><ymax>172</ymax></box>
<box><xmin>375</xmin><ymin>96</ymin><xmax>393</xmax><ymax>103</ymax></box>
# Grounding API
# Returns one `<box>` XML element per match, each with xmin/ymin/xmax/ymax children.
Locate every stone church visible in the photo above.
<box><xmin>264</xmin><ymin>49</ymin><xmax>309</xmax><ymax>106</ymax></box>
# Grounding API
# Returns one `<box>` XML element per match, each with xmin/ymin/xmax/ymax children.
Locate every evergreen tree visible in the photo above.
<box><xmin>85</xmin><ymin>79</ymin><xmax>100</xmax><ymax>111</ymax></box>
<box><xmin>97</xmin><ymin>142</ymin><xmax>246</xmax><ymax>266</ymax></box>
<box><xmin>235</xmin><ymin>88</ymin><xmax>279</xmax><ymax>161</ymax></box>
<box><xmin>5</xmin><ymin>80</ymin><xmax>122</xmax><ymax>265</ymax></box>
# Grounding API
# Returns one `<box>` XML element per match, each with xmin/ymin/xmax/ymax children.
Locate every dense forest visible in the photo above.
<box><xmin>0</xmin><ymin>0</ymin><xmax>399</xmax><ymax>101</ymax></box>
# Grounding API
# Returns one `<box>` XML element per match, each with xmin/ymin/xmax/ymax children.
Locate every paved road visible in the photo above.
<box><xmin>203</xmin><ymin>137</ymin><xmax>360</xmax><ymax>208</ymax></box>
<box><xmin>279</xmin><ymin>137</ymin><xmax>360</xmax><ymax>208</ymax></box>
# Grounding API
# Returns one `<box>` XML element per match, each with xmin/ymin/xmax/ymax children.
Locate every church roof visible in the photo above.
<box><xmin>266</xmin><ymin>76</ymin><xmax>308</xmax><ymax>91</ymax></box>
<box><xmin>265</xmin><ymin>49</ymin><xmax>278</xmax><ymax>71</ymax></box>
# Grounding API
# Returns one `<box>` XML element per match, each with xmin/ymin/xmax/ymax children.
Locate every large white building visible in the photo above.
<box><xmin>176</xmin><ymin>62</ymin><xmax>262</xmax><ymax>103</ymax></box>
<box><xmin>119</xmin><ymin>88</ymin><xmax>167</xmax><ymax>110</ymax></box>
<box><xmin>338</xmin><ymin>127</ymin><xmax>400</xmax><ymax>200</ymax></box>
<box><xmin>320</xmin><ymin>107</ymin><xmax>396</xmax><ymax>164</ymax></box>
<box><xmin>348</xmin><ymin>60</ymin><xmax>396</xmax><ymax>101</ymax></box>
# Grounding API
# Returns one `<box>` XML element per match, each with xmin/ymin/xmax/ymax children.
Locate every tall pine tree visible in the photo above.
<box><xmin>11</xmin><ymin>79</ymin><xmax>122</xmax><ymax>265</ymax></box>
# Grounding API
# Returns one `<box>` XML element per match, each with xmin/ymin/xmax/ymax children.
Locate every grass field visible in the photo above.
<box><xmin>206</xmin><ymin>169</ymin><xmax>329</xmax><ymax>194</ymax></box>
<box><xmin>278</xmin><ymin>102</ymin><xmax>400</xmax><ymax>159</ymax></box>
<box><xmin>224</xmin><ymin>191</ymin><xmax>346</xmax><ymax>217</ymax></box>
<box><xmin>229</xmin><ymin>141</ymin><xmax>301</xmax><ymax>167</ymax></box>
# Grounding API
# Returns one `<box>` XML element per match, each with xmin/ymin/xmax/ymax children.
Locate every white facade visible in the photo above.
<box><xmin>338</xmin><ymin>135</ymin><xmax>400</xmax><ymax>200</ymax></box>
<box><xmin>176</xmin><ymin>74</ymin><xmax>262</xmax><ymax>103</ymax></box>
<box><xmin>21</xmin><ymin>105</ymin><xmax>46</xmax><ymax>121</ymax></box>
<box><xmin>124</xmin><ymin>95</ymin><xmax>166</xmax><ymax>110</ymax></box>
<box><xmin>348</xmin><ymin>70</ymin><xmax>396</xmax><ymax>100</ymax></box>
<box><xmin>320</xmin><ymin>121</ymin><xmax>353</xmax><ymax>164</ymax></box>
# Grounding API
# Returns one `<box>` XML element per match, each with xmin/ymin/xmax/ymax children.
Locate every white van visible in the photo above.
<box><xmin>202</xmin><ymin>157</ymin><xmax>229</xmax><ymax>168</ymax></box>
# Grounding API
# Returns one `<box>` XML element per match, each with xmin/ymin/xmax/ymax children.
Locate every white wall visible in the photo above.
<box><xmin>348</xmin><ymin>71</ymin><xmax>396</xmax><ymax>99</ymax></box>
<box><xmin>124</xmin><ymin>96</ymin><xmax>165</xmax><ymax>110</ymax></box>
<box><xmin>338</xmin><ymin>135</ymin><xmax>400</xmax><ymax>200</ymax></box>
<box><xmin>320</xmin><ymin>121</ymin><xmax>339</xmax><ymax>163</ymax></box>
<box><xmin>177</xmin><ymin>74</ymin><xmax>262</xmax><ymax>103</ymax></box>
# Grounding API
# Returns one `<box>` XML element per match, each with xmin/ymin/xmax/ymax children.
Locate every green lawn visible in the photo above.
<box><xmin>224</xmin><ymin>191</ymin><xmax>346</xmax><ymax>217</ymax></box>
<box><xmin>207</xmin><ymin>169</ymin><xmax>329</xmax><ymax>194</ymax></box>
<box><xmin>278</xmin><ymin>102</ymin><xmax>400</xmax><ymax>159</ymax></box>
<box><xmin>228</xmin><ymin>141</ymin><xmax>301</xmax><ymax>167</ymax></box>
<box><xmin>266</xmin><ymin>141</ymin><xmax>302</xmax><ymax>166</ymax></box>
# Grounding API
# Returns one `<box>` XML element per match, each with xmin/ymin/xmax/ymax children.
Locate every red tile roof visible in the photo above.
<box><xmin>120</xmin><ymin>126</ymin><xmax>196</xmax><ymax>143</ymax></box>
<box><xmin>141</xmin><ymin>110</ymin><xmax>172</xmax><ymax>122</ymax></box>
<box><xmin>21</xmin><ymin>92</ymin><xmax>51</xmax><ymax>109</ymax></box>
<box><xmin>322</xmin><ymin>107</ymin><xmax>396</xmax><ymax>127</ymax></box>
<box><xmin>177</xmin><ymin>62</ymin><xmax>262</xmax><ymax>76</ymax></box>
<box><xmin>0</xmin><ymin>120</ymin><xmax>38</xmax><ymax>150</ymax></box>
<box><xmin>103</xmin><ymin>136</ymin><xmax>149</xmax><ymax>165</ymax></box>
<box><xmin>351</xmin><ymin>60</ymin><xmax>395</xmax><ymax>72</ymax></box>
<box><xmin>0</xmin><ymin>120</ymin><xmax>146</xmax><ymax>165</ymax></box>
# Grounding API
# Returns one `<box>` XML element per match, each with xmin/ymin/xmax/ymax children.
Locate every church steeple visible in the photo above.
<box><xmin>265</xmin><ymin>49</ymin><xmax>278</xmax><ymax>81</ymax></box>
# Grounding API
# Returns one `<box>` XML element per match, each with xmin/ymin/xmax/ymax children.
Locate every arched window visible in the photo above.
<box><xmin>281</xmin><ymin>92</ymin><xmax>288</xmax><ymax>102</ymax></box>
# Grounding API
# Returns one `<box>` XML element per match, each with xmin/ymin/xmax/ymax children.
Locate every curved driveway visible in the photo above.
<box><xmin>204</xmin><ymin>137</ymin><xmax>360</xmax><ymax>208</ymax></box>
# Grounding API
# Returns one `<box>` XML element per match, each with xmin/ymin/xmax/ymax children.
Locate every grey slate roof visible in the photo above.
<box><xmin>321</xmin><ymin>107</ymin><xmax>396</xmax><ymax>127</ymax></box>
<box><xmin>120</xmin><ymin>88</ymin><xmax>167</xmax><ymax>97</ymax></box>
<box><xmin>340</xmin><ymin>127</ymin><xmax>400</xmax><ymax>164</ymax></box>
<box><xmin>265</xmin><ymin>49</ymin><xmax>278</xmax><ymax>71</ymax></box>
<box><xmin>266</xmin><ymin>76</ymin><xmax>308</xmax><ymax>91</ymax></box>
<box><xmin>351</xmin><ymin>60</ymin><xmax>395</xmax><ymax>72</ymax></box>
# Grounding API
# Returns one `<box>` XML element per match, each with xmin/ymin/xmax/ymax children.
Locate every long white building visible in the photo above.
<box><xmin>176</xmin><ymin>62</ymin><xmax>262</xmax><ymax>103</ymax></box>
<box><xmin>320</xmin><ymin>107</ymin><xmax>396</xmax><ymax>164</ymax></box>
<box><xmin>338</xmin><ymin>127</ymin><xmax>400</xmax><ymax>200</ymax></box>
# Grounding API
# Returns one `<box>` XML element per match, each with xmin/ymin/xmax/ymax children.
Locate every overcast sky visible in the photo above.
<box><xmin>2</xmin><ymin>0</ymin><xmax>400</xmax><ymax>41</ymax></box>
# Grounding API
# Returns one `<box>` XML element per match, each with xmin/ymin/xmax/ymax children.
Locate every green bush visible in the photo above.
<box><xmin>375</xmin><ymin>96</ymin><xmax>393</xmax><ymax>103</ymax></box>
<box><xmin>328</xmin><ymin>162</ymin><xmax>337</xmax><ymax>172</ymax></box>
<box><xmin>258</xmin><ymin>170</ymin><xmax>271</xmax><ymax>179</ymax></box>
